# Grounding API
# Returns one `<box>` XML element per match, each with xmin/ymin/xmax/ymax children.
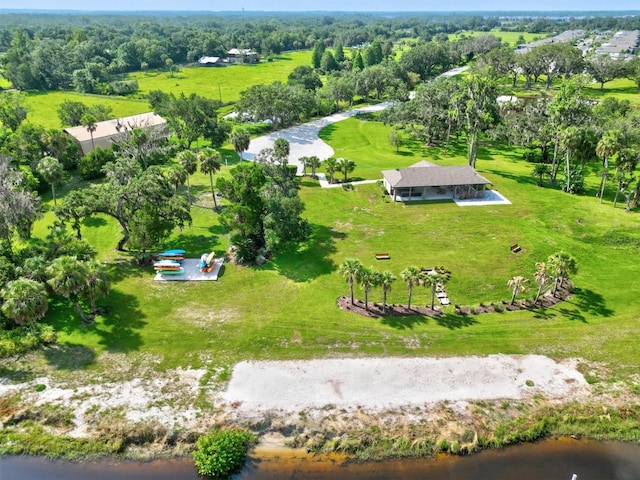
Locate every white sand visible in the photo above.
<box><xmin>1</xmin><ymin>354</ymin><xmax>590</xmax><ymax>437</ymax></box>
<box><xmin>221</xmin><ymin>355</ymin><xmax>589</xmax><ymax>413</ymax></box>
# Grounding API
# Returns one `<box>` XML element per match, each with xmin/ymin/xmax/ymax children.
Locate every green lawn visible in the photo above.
<box><xmin>130</xmin><ymin>50</ymin><xmax>311</xmax><ymax>104</ymax></box>
<box><xmin>448</xmin><ymin>30</ymin><xmax>541</xmax><ymax>46</ymax></box>
<box><xmin>28</xmin><ymin>114</ymin><xmax>640</xmax><ymax>385</ymax></box>
<box><xmin>24</xmin><ymin>91</ymin><xmax>150</xmax><ymax>130</ymax></box>
<box><xmin>21</xmin><ymin>51</ymin><xmax>312</xmax><ymax>130</ymax></box>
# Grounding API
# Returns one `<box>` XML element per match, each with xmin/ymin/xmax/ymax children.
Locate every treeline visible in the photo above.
<box><xmin>2</xmin><ymin>11</ymin><xmax>639</xmax><ymax>91</ymax></box>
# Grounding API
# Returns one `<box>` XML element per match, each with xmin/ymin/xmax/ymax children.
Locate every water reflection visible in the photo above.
<box><xmin>2</xmin><ymin>438</ymin><xmax>640</xmax><ymax>480</ymax></box>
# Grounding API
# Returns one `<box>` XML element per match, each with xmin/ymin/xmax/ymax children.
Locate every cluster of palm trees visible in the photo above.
<box><xmin>167</xmin><ymin>148</ymin><xmax>223</xmax><ymax>208</ymax></box>
<box><xmin>323</xmin><ymin>157</ymin><xmax>356</xmax><ymax>184</ymax></box>
<box><xmin>1</xmin><ymin>252</ymin><xmax>110</xmax><ymax>329</ymax></box>
<box><xmin>339</xmin><ymin>258</ymin><xmax>451</xmax><ymax>313</ymax></box>
<box><xmin>507</xmin><ymin>251</ymin><xmax>578</xmax><ymax>305</ymax></box>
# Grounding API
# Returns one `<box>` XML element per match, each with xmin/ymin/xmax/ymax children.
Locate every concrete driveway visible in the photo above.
<box><xmin>245</xmin><ymin>102</ymin><xmax>392</xmax><ymax>174</ymax></box>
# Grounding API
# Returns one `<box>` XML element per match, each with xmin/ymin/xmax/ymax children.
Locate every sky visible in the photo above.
<box><xmin>3</xmin><ymin>0</ymin><xmax>638</xmax><ymax>12</ymax></box>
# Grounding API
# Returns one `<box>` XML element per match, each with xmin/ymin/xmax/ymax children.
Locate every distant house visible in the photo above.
<box><xmin>197</xmin><ymin>56</ymin><xmax>224</xmax><ymax>67</ymax></box>
<box><xmin>382</xmin><ymin>161</ymin><xmax>492</xmax><ymax>202</ymax></box>
<box><xmin>64</xmin><ymin>112</ymin><xmax>167</xmax><ymax>155</ymax></box>
<box><xmin>227</xmin><ymin>48</ymin><xmax>259</xmax><ymax>64</ymax></box>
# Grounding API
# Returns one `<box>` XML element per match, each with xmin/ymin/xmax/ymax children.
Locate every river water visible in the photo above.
<box><xmin>2</xmin><ymin>438</ymin><xmax>640</xmax><ymax>479</ymax></box>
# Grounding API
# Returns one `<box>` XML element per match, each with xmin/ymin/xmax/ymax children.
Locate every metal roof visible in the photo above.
<box><xmin>63</xmin><ymin>112</ymin><xmax>166</xmax><ymax>143</ymax></box>
<box><xmin>382</xmin><ymin>164</ymin><xmax>492</xmax><ymax>188</ymax></box>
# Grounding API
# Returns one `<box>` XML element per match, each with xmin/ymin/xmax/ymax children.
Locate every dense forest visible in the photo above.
<box><xmin>1</xmin><ymin>11</ymin><xmax>640</xmax><ymax>91</ymax></box>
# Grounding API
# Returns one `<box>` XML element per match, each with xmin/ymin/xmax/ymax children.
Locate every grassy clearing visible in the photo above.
<box><xmin>448</xmin><ymin>30</ymin><xmax>541</xmax><ymax>46</ymax></box>
<box><xmin>24</xmin><ymin>91</ymin><xmax>149</xmax><ymax>130</ymax></box>
<box><xmin>130</xmin><ymin>51</ymin><xmax>311</xmax><ymax>104</ymax></box>
<box><xmin>18</xmin><ymin>112</ymin><xmax>639</xmax><ymax>386</ymax></box>
<box><xmin>21</xmin><ymin>51</ymin><xmax>311</xmax><ymax>129</ymax></box>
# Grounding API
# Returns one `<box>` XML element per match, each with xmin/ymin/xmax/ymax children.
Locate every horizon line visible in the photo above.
<box><xmin>2</xmin><ymin>8</ymin><xmax>640</xmax><ymax>13</ymax></box>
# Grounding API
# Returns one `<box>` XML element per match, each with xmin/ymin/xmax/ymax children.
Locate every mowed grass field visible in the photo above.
<box><xmin>21</xmin><ymin>50</ymin><xmax>312</xmax><ymax>130</ymax></box>
<box><xmin>30</xmin><ymin>115</ymin><xmax>640</xmax><ymax>386</ymax></box>
<box><xmin>131</xmin><ymin>50</ymin><xmax>311</xmax><ymax>103</ymax></box>
<box><xmin>448</xmin><ymin>30</ymin><xmax>541</xmax><ymax>46</ymax></box>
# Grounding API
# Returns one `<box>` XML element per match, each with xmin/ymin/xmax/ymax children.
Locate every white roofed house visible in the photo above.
<box><xmin>64</xmin><ymin>112</ymin><xmax>167</xmax><ymax>155</ymax></box>
<box><xmin>197</xmin><ymin>56</ymin><xmax>224</xmax><ymax>66</ymax></box>
<box><xmin>227</xmin><ymin>48</ymin><xmax>259</xmax><ymax>64</ymax></box>
<box><xmin>382</xmin><ymin>161</ymin><xmax>492</xmax><ymax>202</ymax></box>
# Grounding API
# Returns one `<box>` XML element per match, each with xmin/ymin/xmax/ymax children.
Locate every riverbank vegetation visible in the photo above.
<box><xmin>1</xmin><ymin>9</ymin><xmax>640</xmax><ymax>463</ymax></box>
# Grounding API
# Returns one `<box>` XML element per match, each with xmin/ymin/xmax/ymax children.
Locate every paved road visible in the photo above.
<box><xmin>244</xmin><ymin>65</ymin><xmax>469</xmax><ymax>178</ymax></box>
<box><xmin>245</xmin><ymin>102</ymin><xmax>392</xmax><ymax>174</ymax></box>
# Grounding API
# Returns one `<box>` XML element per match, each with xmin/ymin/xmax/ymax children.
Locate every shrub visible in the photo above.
<box><xmin>192</xmin><ymin>428</ymin><xmax>256</xmax><ymax>478</ymax></box>
<box><xmin>78</xmin><ymin>147</ymin><xmax>116</xmax><ymax>180</ymax></box>
<box><xmin>108</xmin><ymin>80</ymin><xmax>139</xmax><ymax>96</ymax></box>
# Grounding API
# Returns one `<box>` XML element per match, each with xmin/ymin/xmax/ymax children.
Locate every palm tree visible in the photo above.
<box><xmin>36</xmin><ymin>156</ymin><xmax>64</xmax><ymax>206</ymax></box>
<box><xmin>274</xmin><ymin>138</ymin><xmax>290</xmax><ymax>164</ymax></box>
<box><xmin>165</xmin><ymin>165</ymin><xmax>187</xmax><ymax>193</ymax></box>
<box><xmin>337</xmin><ymin>157</ymin><xmax>356</xmax><ymax>182</ymax></box>
<box><xmin>356</xmin><ymin>266</ymin><xmax>380</xmax><ymax>312</ymax></box>
<box><xmin>380</xmin><ymin>270</ymin><xmax>396</xmax><ymax>312</ymax></box>
<box><xmin>83</xmin><ymin>260</ymin><xmax>111</xmax><ymax>314</ymax></box>
<box><xmin>1</xmin><ymin>278</ymin><xmax>48</xmax><ymax>327</ymax></box>
<box><xmin>547</xmin><ymin>252</ymin><xmax>578</xmax><ymax>296</ymax></box>
<box><xmin>339</xmin><ymin>258</ymin><xmax>363</xmax><ymax>305</ymax></box>
<box><xmin>299</xmin><ymin>156</ymin><xmax>310</xmax><ymax>177</ymax></box>
<box><xmin>507</xmin><ymin>276</ymin><xmax>529</xmax><ymax>305</ymax></box>
<box><xmin>423</xmin><ymin>271</ymin><xmax>449</xmax><ymax>309</ymax></box>
<box><xmin>308</xmin><ymin>155</ymin><xmax>321</xmax><ymax>178</ymax></box>
<box><xmin>81</xmin><ymin>113</ymin><xmax>97</xmax><ymax>152</ymax></box>
<box><xmin>400</xmin><ymin>266</ymin><xmax>421</xmax><ymax>310</ymax></box>
<box><xmin>324</xmin><ymin>157</ymin><xmax>338</xmax><ymax>184</ymax></box>
<box><xmin>177</xmin><ymin>150</ymin><xmax>198</xmax><ymax>204</ymax></box>
<box><xmin>531</xmin><ymin>163</ymin><xmax>551</xmax><ymax>187</ymax></box>
<box><xmin>46</xmin><ymin>255</ymin><xmax>88</xmax><ymax>322</ymax></box>
<box><xmin>230</xmin><ymin>128</ymin><xmax>251</xmax><ymax>162</ymax></box>
<box><xmin>559</xmin><ymin>126</ymin><xmax>581</xmax><ymax>193</ymax></box>
<box><xmin>533</xmin><ymin>262</ymin><xmax>550</xmax><ymax>304</ymax></box>
<box><xmin>198</xmin><ymin>147</ymin><xmax>222</xmax><ymax>209</ymax></box>
<box><xmin>595</xmin><ymin>129</ymin><xmax>620</xmax><ymax>204</ymax></box>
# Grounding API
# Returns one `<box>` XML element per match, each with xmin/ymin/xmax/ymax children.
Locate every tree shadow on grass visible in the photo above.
<box><xmin>434</xmin><ymin>312</ymin><xmax>479</xmax><ymax>329</ymax></box>
<box><xmin>318</xmin><ymin>123</ymin><xmax>338</xmax><ymax>143</ymax></box>
<box><xmin>573</xmin><ymin>287</ymin><xmax>614</xmax><ymax>317</ymax></box>
<box><xmin>380</xmin><ymin>314</ymin><xmax>429</xmax><ymax>330</ymax></box>
<box><xmin>557</xmin><ymin>306</ymin><xmax>587</xmax><ymax>323</ymax></box>
<box><xmin>43</xmin><ymin>343</ymin><xmax>97</xmax><ymax>370</ymax></box>
<box><xmin>267</xmin><ymin>224</ymin><xmax>345</xmax><ymax>282</ymax></box>
<box><xmin>483</xmin><ymin>168</ymin><xmax>541</xmax><ymax>188</ymax></box>
<box><xmin>95</xmin><ymin>290</ymin><xmax>146</xmax><ymax>353</ymax></box>
<box><xmin>82</xmin><ymin>216</ymin><xmax>108</xmax><ymax>228</ymax></box>
<box><xmin>0</xmin><ymin>363</ymin><xmax>36</xmax><ymax>382</ymax></box>
<box><xmin>530</xmin><ymin>307</ymin><xmax>558</xmax><ymax>320</ymax></box>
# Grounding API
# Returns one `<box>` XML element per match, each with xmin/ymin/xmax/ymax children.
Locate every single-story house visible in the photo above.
<box><xmin>227</xmin><ymin>48</ymin><xmax>259</xmax><ymax>64</ymax></box>
<box><xmin>197</xmin><ymin>56</ymin><xmax>224</xmax><ymax>66</ymax></box>
<box><xmin>382</xmin><ymin>161</ymin><xmax>492</xmax><ymax>202</ymax></box>
<box><xmin>64</xmin><ymin>112</ymin><xmax>167</xmax><ymax>155</ymax></box>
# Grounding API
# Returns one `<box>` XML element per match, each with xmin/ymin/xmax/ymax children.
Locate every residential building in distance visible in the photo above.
<box><xmin>594</xmin><ymin>30</ymin><xmax>639</xmax><ymax>59</ymax></box>
<box><xmin>514</xmin><ymin>30</ymin><xmax>585</xmax><ymax>54</ymax></box>
<box><xmin>64</xmin><ymin>112</ymin><xmax>167</xmax><ymax>155</ymax></box>
<box><xmin>227</xmin><ymin>48</ymin><xmax>259</xmax><ymax>64</ymax></box>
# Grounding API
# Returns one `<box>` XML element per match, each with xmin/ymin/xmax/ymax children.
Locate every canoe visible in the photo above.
<box><xmin>154</xmin><ymin>260</ymin><xmax>181</xmax><ymax>266</ymax></box>
<box><xmin>159</xmin><ymin>249</ymin><xmax>186</xmax><ymax>256</ymax></box>
<box><xmin>159</xmin><ymin>268</ymin><xmax>185</xmax><ymax>275</ymax></box>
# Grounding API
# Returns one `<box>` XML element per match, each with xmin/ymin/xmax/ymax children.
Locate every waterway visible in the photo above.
<box><xmin>2</xmin><ymin>438</ymin><xmax>640</xmax><ymax>479</ymax></box>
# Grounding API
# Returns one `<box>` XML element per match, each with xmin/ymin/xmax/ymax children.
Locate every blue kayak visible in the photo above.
<box><xmin>159</xmin><ymin>249</ymin><xmax>186</xmax><ymax>256</ymax></box>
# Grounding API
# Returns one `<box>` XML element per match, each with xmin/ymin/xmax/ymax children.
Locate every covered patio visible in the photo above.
<box><xmin>382</xmin><ymin>161</ymin><xmax>493</xmax><ymax>202</ymax></box>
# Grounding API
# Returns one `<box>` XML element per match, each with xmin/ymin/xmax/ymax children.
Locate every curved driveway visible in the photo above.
<box><xmin>245</xmin><ymin>102</ymin><xmax>392</xmax><ymax>174</ymax></box>
<box><xmin>243</xmin><ymin>66</ymin><xmax>469</xmax><ymax>177</ymax></box>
